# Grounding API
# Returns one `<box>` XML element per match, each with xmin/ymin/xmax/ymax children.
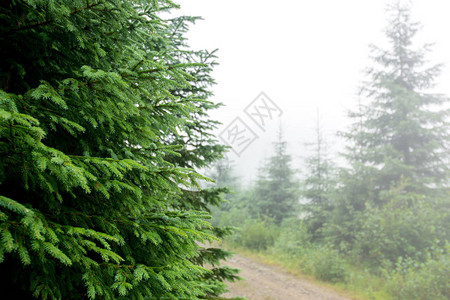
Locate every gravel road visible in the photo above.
<box><xmin>222</xmin><ymin>253</ymin><xmax>353</xmax><ymax>300</ymax></box>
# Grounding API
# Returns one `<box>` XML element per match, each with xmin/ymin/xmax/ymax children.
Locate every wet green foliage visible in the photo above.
<box><xmin>0</xmin><ymin>0</ymin><xmax>240</xmax><ymax>299</ymax></box>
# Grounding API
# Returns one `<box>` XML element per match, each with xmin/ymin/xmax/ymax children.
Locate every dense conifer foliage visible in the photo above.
<box><xmin>0</xmin><ymin>1</ymin><xmax>238</xmax><ymax>299</ymax></box>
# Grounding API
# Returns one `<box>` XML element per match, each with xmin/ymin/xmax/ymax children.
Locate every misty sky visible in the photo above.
<box><xmin>174</xmin><ymin>0</ymin><xmax>450</xmax><ymax>183</ymax></box>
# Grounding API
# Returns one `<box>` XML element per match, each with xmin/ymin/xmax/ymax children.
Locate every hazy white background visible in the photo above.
<box><xmin>174</xmin><ymin>0</ymin><xmax>450</xmax><ymax>183</ymax></box>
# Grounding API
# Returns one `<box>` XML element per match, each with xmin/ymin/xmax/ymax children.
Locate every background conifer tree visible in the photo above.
<box><xmin>343</xmin><ymin>2</ymin><xmax>449</xmax><ymax>200</ymax></box>
<box><xmin>252</xmin><ymin>128</ymin><xmax>299</xmax><ymax>224</ymax></box>
<box><xmin>0</xmin><ymin>1</ymin><xmax>238</xmax><ymax>299</ymax></box>
<box><xmin>327</xmin><ymin>1</ymin><xmax>450</xmax><ymax>255</ymax></box>
<box><xmin>301</xmin><ymin>112</ymin><xmax>335</xmax><ymax>240</ymax></box>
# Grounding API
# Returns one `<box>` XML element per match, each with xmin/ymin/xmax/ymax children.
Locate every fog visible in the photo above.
<box><xmin>176</xmin><ymin>0</ymin><xmax>450</xmax><ymax>184</ymax></box>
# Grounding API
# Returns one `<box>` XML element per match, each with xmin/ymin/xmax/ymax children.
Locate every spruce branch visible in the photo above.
<box><xmin>3</xmin><ymin>2</ymin><xmax>103</xmax><ymax>35</ymax></box>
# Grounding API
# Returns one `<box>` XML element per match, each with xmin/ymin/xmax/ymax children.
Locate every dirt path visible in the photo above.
<box><xmin>222</xmin><ymin>253</ymin><xmax>352</xmax><ymax>300</ymax></box>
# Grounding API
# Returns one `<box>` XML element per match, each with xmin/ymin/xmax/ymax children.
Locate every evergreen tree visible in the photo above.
<box><xmin>205</xmin><ymin>157</ymin><xmax>240</xmax><ymax>213</ymax></box>
<box><xmin>159</xmin><ymin>15</ymin><xmax>241</xmax><ymax>299</ymax></box>
<box><xmin>343</xmin><ymin>2</ymin><xmax>449</xmax><ymax>201</ymax></box>
<box><xmin>0</xmin><ymin>1</ymin><xmax>238</xmax><ymax>299</ymax></box>
<box><xmin>208</xmin><ymin>157</ymin><xmax>238</xmax><ymax>190</ymax></box>
<box><xmin>252</xmin><ymin>129</ymin><xmax>299</xmax><ymax>224</ymax></box>
<box><xmin>327</xmin><ymin>1</ymin><xmax>450</xmax><ymax>253</ymax></box>
<box><xmin>302</xmin><ymin>111</ymin><xmax>335</xmax><ymax>239</ymax></box>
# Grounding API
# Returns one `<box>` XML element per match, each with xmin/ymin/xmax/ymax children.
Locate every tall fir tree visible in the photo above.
<box><xmin>0</xmin><ymin>1</ymin><xmax>239</xmax><ymax>299</ymax></box>
<box><xmin>343</xmin><ymin>2</ymin><xmax>449</xmax><ymax>201</ymax></box>
<box><xmin>207</xmin><ymin>156</ymin><xmax>240</xmax><ymax>208</ymax></box>
<box><xmin>252</xmin><ymin>128</ymin><xmax>299</xmax><ymax>224</ymax></box>
<box><xmin>302</xmin><ymin>111</ymin><xmax>335</xmax><ymax>239</ymax></box>
<box><xmin>327</xmin><ymin>1</ymin><xmax>450</xmax><ymax>252</ymax></box>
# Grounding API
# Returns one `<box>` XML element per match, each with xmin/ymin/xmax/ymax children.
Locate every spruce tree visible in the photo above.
<box><xmin>252</xmin><ymin>129</ymin><xmax>299</xmax><ymax>224</ymax></box>
<box><xmin>343</xmin><ymin>2</ymin><xmax>449</xmax><ymax>200</ymax></box>
<box><xmin>302</xmin><ymin>112</ymin><xmax>335</xmax><ymax>239</ymax></box>
<box><xmin>0</xmin><ymin>1</ymin><xmax>238</xmax><ymax>299</ymax></box>
<box><xmin>206</xmin><ymin>157</ymin><xmax>240</xmax><ymax>210</ymax></box>
<box><xmin>327</xmin><ymin>1</ymin><xmax>450</xmax><ymax>253</ymax></box>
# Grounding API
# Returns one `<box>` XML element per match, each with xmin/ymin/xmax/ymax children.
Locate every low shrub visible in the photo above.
<box><xmin>273</xmin><ymin>217</ymin><xmax>311</xmax><ymax>255</ymax></box>
<box><xmin>240</xmin><ymin>218</ymin><xmax>279</xmax><ymax>250</ymax></box>
<box><xmin>384</xmin><ymin>247</ymin><xmax>450</xmax><ymax>300</ymax></box>
<box><xmin>302</xmin><ymin>244</ymin><xmax>348</xmax><ymax>283</ymax></box>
